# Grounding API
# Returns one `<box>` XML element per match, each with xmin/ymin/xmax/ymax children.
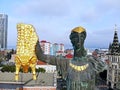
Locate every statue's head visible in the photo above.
<box><xmin>70</xmin><ymin>26</ymin><xmax>86</xmax><ymax>49</ymax></box>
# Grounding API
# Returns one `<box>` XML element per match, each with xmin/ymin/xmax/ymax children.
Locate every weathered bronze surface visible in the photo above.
<box><xmin>39</xmin><ymin>26</ymin><xmax>105</xmax><ymax>90</ymax></box>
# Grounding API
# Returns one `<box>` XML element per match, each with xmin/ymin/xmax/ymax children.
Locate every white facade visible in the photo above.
<box><xmin>59</xmin><ymin>43</ymin><xmax>64</xmax><ymax>52</ymax></box>
<box><xmin>107</xmin><ymin>55</ymin><xmax>120</xmax><ymax>88</ymax></box>
<box><xmin>36</xmin><ymin>65</ymin><xmax>56</xmax><ymax>73</ymax></box>
<box><xmin>40</xmin><ymin>40</ymin><xmax>51</xmax><ymax>55</ymax></box>
<box><xmin>0</xmin><ymin>14</ymin><xmax>8</xmax><ymax>49</ymax></box>
<box><xmin>107</xmin><ymin>27</ymin><xmax>120</xmax><ymax>89</ymax></box>
<box><xmin>85</xmin><ymin>48</ymin><xmax>92</xmax><ymax>55</ymax></box>
<box><xmin>40</xmin><ymin>40</ymin><xmax>65</xmax><ymax>56</ymax></box>
<box><xmin>44</xmin><ymin>42</ymin><xmax>50</xmax><ymax>55</ymax></box>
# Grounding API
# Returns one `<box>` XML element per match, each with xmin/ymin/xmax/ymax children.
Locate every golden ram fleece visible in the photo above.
<box><xmin>15</xmin><ymin>23</ymin><xmax>38</xmax><ymax>81</ymax></box>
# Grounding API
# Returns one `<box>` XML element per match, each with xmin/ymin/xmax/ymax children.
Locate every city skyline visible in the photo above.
<box><xmin>1</xmin><ymin>0</ymin><xmax>120</xmax><ymax>49</ymax></box>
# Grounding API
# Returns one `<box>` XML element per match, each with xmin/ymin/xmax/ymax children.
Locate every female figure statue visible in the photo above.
<box><xmin>36</xmin><ymin>26</ymin><xmax>106</xmax><ymax>90</ymax></box>
<box><xmin>67</xmin><ymin>27</ymin><xmax>97</xmax><ymax>90</ymax></box>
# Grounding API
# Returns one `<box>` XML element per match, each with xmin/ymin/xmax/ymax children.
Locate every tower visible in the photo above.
<box><xmin>107</xmin><ymin>25</ymin><xmax>120</xmax><ymax>89</ymax></box>
<box><xmin>0</xmin><ymin>14</ymin><xmax>8</xmax><ymax>49</ymax></box>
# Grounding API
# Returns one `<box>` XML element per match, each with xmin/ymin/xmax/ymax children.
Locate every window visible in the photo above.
<box><xmin>115</xmin><ymin>70</ymin><xmax>117</xmax><ymax>74</ymax></box>
<box><xmin>114</xmin><ymin>77</ymin><xmax>117</xmax><ymax>82</ymax></box>
<box><xmin>115</xmin><ymin>65</ymin><xmax>117</xmax><ymax>69</ymax></box>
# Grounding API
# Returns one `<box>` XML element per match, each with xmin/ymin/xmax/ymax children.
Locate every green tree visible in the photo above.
<box><xmin>36</xmin><ymin>67</ymin><xmax>46</xmax><ymax>73</ymax></box>
<box><xmin>1</xmin><ymin>65</ymin><xmax>15</xmax><ymax>72</ymax></box>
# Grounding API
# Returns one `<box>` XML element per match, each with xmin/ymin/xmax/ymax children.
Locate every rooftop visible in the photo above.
<box><xmin>0</xmin><ymin>72</ymin><xmax>56</xmax><ymax>86</ymax></box>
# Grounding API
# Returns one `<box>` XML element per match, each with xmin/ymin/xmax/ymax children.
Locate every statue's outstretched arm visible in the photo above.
<box><xmin>35</xmin><ymin>40</ymin><xmax>69</xmax><ymax>79</ymax></box>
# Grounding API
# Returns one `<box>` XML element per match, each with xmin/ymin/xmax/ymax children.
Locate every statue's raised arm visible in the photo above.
<box><xmin>36</xmin><ymin>26</ymin><xmax>106</xmax><ymax>90</ymax></box>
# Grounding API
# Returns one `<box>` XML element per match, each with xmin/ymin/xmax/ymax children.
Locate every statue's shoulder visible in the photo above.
<box><xmin>86</xmin><ymin>55</ymin><xmax>97</xmax><ymax>64</ymax></box>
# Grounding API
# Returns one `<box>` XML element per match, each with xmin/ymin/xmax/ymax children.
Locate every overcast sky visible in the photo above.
<box><xmin>1</xmin><ymin>0</ymin><xmax>120</xmax><ymax>49</ymax></box>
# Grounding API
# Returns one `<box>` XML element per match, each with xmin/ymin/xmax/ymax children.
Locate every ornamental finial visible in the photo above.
<box><xmin>115</xmin><ymin>24</ymin><xmax>117</xmax><ymax>31</ymax></box>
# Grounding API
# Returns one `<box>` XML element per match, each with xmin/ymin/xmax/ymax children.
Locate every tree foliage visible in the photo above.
<box><xmin>1</xmin><ymin>65</ymin><xmax>46</xmax><ymax>73</ymax></box>
<box><xmin>1</xmin><ymin>65</ymin><xmax>15</xmax><ymax>72</ymax></box>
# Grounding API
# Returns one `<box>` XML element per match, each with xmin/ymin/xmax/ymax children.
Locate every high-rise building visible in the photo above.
<box><xmin>59</xmin><ymin>43</ymin><xmax>64</xmax><ymax>52</ymax></box>
<box><xmin>51</xmin><ymin>43</ymin><xmax>65</xmax><ymax>56</ymax></box>
<box><xmin>40</xmin><ymin>40</ymin><xmax>51</xmax><ymax>55</ymax></box>
<box><xmin>39</xmin><ymin>40</ymin><xmax>65</xmax><ymax>56</ymax></box>
<box><xmin>0</xmin><ymin>14</ymin><xmax>8</xmax><ymax>49</ymax></box>
<box><xmin>107</xmin><ymin>25</ymin><xmax>120</xmax><ymax>89</ymax></box>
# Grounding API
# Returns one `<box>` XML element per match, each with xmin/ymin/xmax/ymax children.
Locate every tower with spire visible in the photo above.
<box><xmin>107</xmin><ymin>25</ymin><xmax>120</xmax><ymax>89</ymax></box>
<box><xmin>109</xmin><ymin>24</ymin><xmax>120</xmax><ymax>55</ymax></box>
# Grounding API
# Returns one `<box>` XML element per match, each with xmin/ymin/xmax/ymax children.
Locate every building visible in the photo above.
<box><xmin>0</xmin><ymin>72</ymin><xmax>57</xmax><ymax>90</ymax></box>
<box><xmin>59</xmin><ymin>43</ymin><xmax>64</xmax><ymax>52</ymax></box>
<box><xmin>40</xmin><ymin>40</ymin><xmax>65</xmax><ymax>56</ymax></box>
<box><xmin>107</xmin><ymin>26</ymin><xmax>120</xmax><ymax>89</ymax></box>
<box><xmin>36</xmin><ymin>65</ymin><xmax>56</xmax><ymax>73</ymax></box>
<box><xmin>37</xmin><ymin>60</ymin><xmax>47</xmax><ymax>65</ymax></box>
<box><xmin>86</xmin><ymin>48</ymin><xmax>92</xmax><ymax>55</ymax></box>
<box><xmin>40</xmin><ymin>40</ymin><xmax>51</xmax><ymax>55</ymax></box>
<box><xmin>64</xmin><ymin>49</ymin><xmax>74</xmax><ymax>59</ymax></box>
<box><xmin>92</xmin><ymin>48</ymin><xmax>108</xmax><ymax>62</ymax></box>
<box><xmin>0</xmin><ymin>14</ymin><xmax>8</xmax><ymax>49</ymax></box>
<box><xmin>65</xmin><ymin>53</ymin><xmax>73</xmax><ymax>59</ymax></box>
<box><xmin>64</xmin><ymin>49</ymin><xmax>74</xmax><ymax>55</ymax></box>
<box><xmin>55</xmin><ymin>43</ymin><xmax>65</xmax><ymax>56</ymax></box>
<box><xmin>52</xmin><ymin>43</ymin><xmax>59</xmax><ymax>56</ymax></box>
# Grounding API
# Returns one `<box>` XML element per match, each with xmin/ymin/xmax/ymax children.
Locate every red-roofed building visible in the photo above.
<box><xmin>37</xmin><ymin>60</ymin><xmax>47</xmax><ymax>65</ymax></box>
<box><xmin>56</xmin><ymin>51</ymin><xmax>64</xmax><ymax>56</ymax></box>
<box><xmin>65</xmin><ymin>53</ymin><xmax>73</xmax><ymax>59</ymax></box>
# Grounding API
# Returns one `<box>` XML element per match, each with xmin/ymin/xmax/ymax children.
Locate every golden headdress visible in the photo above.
<box><xmin>72</xmin><ymin>26</ymin><xmax>86</xmax><ymax>33</ymax></box>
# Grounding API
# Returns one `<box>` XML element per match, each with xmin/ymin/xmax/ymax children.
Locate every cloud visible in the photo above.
<box><xmin>100</xmin><ymin>0</ymin><xmax>120</xmax><ymax>9</ymax></box>
<box><xmin>95</xmin><ymin>0</ymin><xmax>120</xmax><ymax>17</ymax></box>
<box><xmin>80</xmin><ymin>8</ymin><xmax>98</xmax><ymax>23</ymax></box>
<box><xmin>4</xmin><ymin>0</ymin><xmax>120</xmax><ymax>49</ymax></box>
<box><xmin>14</xmin><ymin>0</ymin><xmax>71</xmax><ymax>17</ymax></box>
<box><xmin>85</xmin><ymin>26</ymin><xmax>120</xmax><ymax>48</ymax></box>
<box><xmin>76</xmin><ymin>0</ymin><xmax>120</xmax><ymax>24</ymax></box>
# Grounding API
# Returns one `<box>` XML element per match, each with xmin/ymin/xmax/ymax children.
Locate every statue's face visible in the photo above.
<box><xmin>70</xmin><ymin>32</ymin><xmax>86</xmax><ymax>49</ymax></box>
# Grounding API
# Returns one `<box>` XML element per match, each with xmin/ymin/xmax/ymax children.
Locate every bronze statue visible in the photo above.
<box><xmin>67</xmin><ymin>27</ymin><xmax>98</xmax><ymax>90</ymax></box>
<box><xmin>38</xmin><ymin>26</ymin><xmax>106</xmax><ymax>90</ymax></box>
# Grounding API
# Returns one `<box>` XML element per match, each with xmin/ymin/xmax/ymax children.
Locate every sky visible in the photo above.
<box><xmin>1</xmin><ymin>0</ymin><xmax>120</xmax><ymax>49</ymax></box>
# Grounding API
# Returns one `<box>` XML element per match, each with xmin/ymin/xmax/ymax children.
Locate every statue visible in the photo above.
<box><xmin>15</xmin><ymin>23</ymin><xmax>38</xmax><ymax>81</ymax></box>
<box><xmin>37</xmin><ymin>26</ymin><xmax>106</xmax><ymax>90</ymax></box>
<box><xmin>66</xmin><ymin>26</ymin><xmax>104</xmax><ymax>90</ymax></box>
